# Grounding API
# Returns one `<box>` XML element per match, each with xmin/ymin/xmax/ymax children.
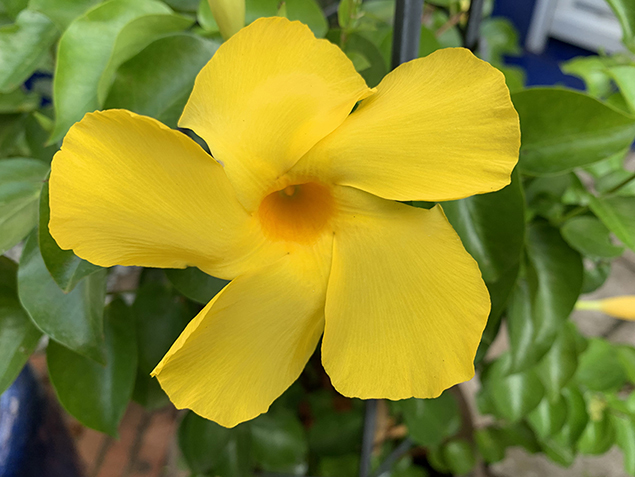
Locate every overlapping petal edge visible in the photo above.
<box><xmin>48</xmin><ymin>16</ymin><xmax>520</xmax><ymax>427</ymax></box>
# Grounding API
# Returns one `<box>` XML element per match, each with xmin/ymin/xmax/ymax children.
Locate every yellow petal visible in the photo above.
<box><xmin>179</xmin><ymin>17</ymin><xmax>372</xmax><ymax>210</ymax></box>
<box><xmin>294</xmin><ymin>48</ymin><xmax>520</xmax><ymax>202</ymax></box>
<box><xmin>152</xmin><ymin>238</ymin><xmax>332</xmax><ymax>427</ymax></box>
<box><xmin>49</xmin><ymin>109</ymin><xmax>285</xmax><ymax>279</ymax></box>
<box><xmin>322</xmin><ymin>186</ymin><xmax>490</xmax><ymax>399</ymax></box>
<box><xmin>601</xmin><ymin>296</ymin><xmax>635</xmax><ymax>320</ymax></box>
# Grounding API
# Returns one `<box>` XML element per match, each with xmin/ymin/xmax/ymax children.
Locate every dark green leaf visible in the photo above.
<box><xmin>18</xmin><ymin>232</ymin><xmax>107</xmax><ymax>362</ymax></box>
<box><xmin>526</xmin><ymin>222</ymin><xmax>583</xmax><ymax>357</ymax></box>
<box><xmin>0</xmin><ymin>9</ymin><xmax>58</xmax><ymax>93</ymax></box>
<box><xmin>0</xmin><ymin>88</ymin><xmax>40</xmax><ymax>113</ymax></box>
<box><xmin>131</xmin><ymin>367</ymin><xmax>168</xmax><ymax>410</ymax></box>
<box><xmin>251</xmin><ymin>410</ymin><xmax>308</xmax><ymax>473</ymax></box>
<box><xmin>553</xmin><ymin>385</ymin><xmax>588</xmax><ymax>446</ymax></box>
<box><xmin>0</xmin><ymin>256</ymin><xmax>41</xmax><ymax>394</ymax></box>
<box><xmin>165</xmin><ymin>267</ymin><xmax>228</xmax><ymax>304</ymax></box>
<box><xmin>561</xmin><ymin>215</ymin><xmax>625</xmax><ymax>258</ymax></box>
<box><xmin>47</xmin><ymin>298</ymin><xmax>137</xmax><ymax>436</ymax></box>
<box><xmin>475</xmin><ymin>427</ymin><xmax>507</xmax><ymax>464</ymax></box>
<box><xmin>507</xmin><ymin>278</ymin><xmax>538</xmax><ymax>372</ymax></box>
<box><xmin>105</xmin><ymin>33</ymin><xmax>219</xmax><ymax>128</ymax></box>
<box><xmin>0</xmin><ymin>158</ymin><xmax>49</xmax><ymax>253</ymax></box>
<box><xmin>490</xmin><ymin>367</ymin><xmax>545</xmax><ymax>422</ymax></box>
<box><xmin>441</xmin><ymin>439</ymin><xmax>475</xmax><ymax>476</ymax></box>
<box><xmin>308</xmin><ymin>404</ymin><xmax>363</xmax><ymax>456</ymax></box>
<box><xmin>246</xmin><ymin>0</ymin><xmax>327</xmax><ymax>37</ymax></box>
<box><xmin>582</xmin><ymin>259</ymin><xmax>611</xmax><ymax>294</ymax></box>
<box><xmin>317</xmin><ymin>454</ymin><xmax>359</xmax><ymax>477</ymax></box>
<box><xmin>526</xmin><ymin>395</ymin><xmax>567</xmax><ymax>440</ymax></box>
<box><xmin>418</xmin><ymin>24</ymin><xmax>441</xmax><ymax>57</ymax></box>
<box><xmin>513</xmin><ymin>88</ymin><xmax>635</xmax><ymax>175</ymax></box>
<box><xmin>344</xmin><ymin>33</ymin><xmax>387</xmax><ymax>88</ymax></box>
<box><xmin>576</xmin><ymin>338</ymin><xmax>627</xmax><ymax>391</ymax></box>
<box><xmin>589</xmin><ymin>195</ymin><xmax>635</xmax><ymax>251</ymax></box>
<box><xmin>50</xmin><ymin>0</ymin><xmax>193</xmax><ymax>143</ymax></box>
<box><xmin>402</xmin><ymin>391</ymin><xmax>461</xmax><ymax>447</ymax></box>
<box><xmin>179</xmin><ymin>411</ymin><xmax>252</xmax><ymax>475</ymax></box>
<box><xmin>38</xmin><ymin>182</ymin><xmax>101</xmax><ymax>292</ymax></box>
<box><xmin>536</xmin><ymin>323</ymin><xmax>579</xmax><ymax>401</ymax></box>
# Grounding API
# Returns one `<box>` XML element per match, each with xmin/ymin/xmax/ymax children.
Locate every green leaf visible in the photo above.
<box><xmin>441</xmin><ymin>439</ymin><xmax>475</xmax><ymax>476</ymax></box>
<box><xmin>165</xmin><ymin>267</ymin><xmax>228</xmax><ymax>304</ymax></box>
<box><xmin>560</xmin><ymin>56</ymin><xmax>614</xmax><ymax>98</ymax></box>
<box><xmin>613</xmin><ymin>414</ymin><xmax>635</xmax><ymax>475</ymax></box>
<box><xmin>561</xmin><ymin>215</ymin><xmax>625</xmax><ymax>259</ymax></box>
<box><xmin>245</xmin><ymin>0</ymin><xmax>327</xmax><ymax>37</ymax></box>
<box><xmin>589</xmin><ymin>195</ymin><xmax>635</xmax><ymax>251</ymax></box>
<box><xmin>576</xmin><ymin>338</ymin><xmax>627</xmax><ymax>392</ymax></box>
<box><xmin>251</xmin><ymin>410</ymin><xmax>308</xmax><ymax>474</ymax></box>
<box><xmin>553</xmin><ymin>385</ymin><xmax>588</xmax><ymax>447</ymax></box>
<box><xmin>536</xmin><ymin>323</ymin><xmax>579</xmax><ymax>401</ymax></box>
<box><xmin>317</xmin><ymin>454</ymin><xmax>359</xmax><ymax>477</ymax></box>
<box><xmin>308</xmin><ymin>402</ymin><xmax>363</xmax><ymax>456</ymax></box>
<box><xmin>28</xmin><ymin>0</ymin><xmax>105</xmax><ymax>30</ymax></box>
<box><xmin>618</xmin><ymin>346</ymin><xmax>635</xmax><ymax>384</ymax></box>
<box><xmin>344</xmin><ymin>33</ymin><xmax>387</xmax><ymax>88</ymax></box>
<box><xmin>0</xmin><ymin>88</ymin><xmax>40</xmax><ymax>113</ymax></box>
<box><xmin>526</xmin><ymin>222</ymin><xmax>583</xmax><ymax>357</ymax></box>
<box><xmin>507</xmin><ymin>278</ymin><xmax>538</xmax><ymax>372</ymax></box>
<box><xmin>490</xmin><ymin>367</ymin><xmax>545</xmax><ymax>422</ymax></box>
<box><xmin>418</xmin><ymin>24</ymin><xmax>441</xmax><ymax>57</ymax></box>
<box><xmin>196</xmin><ymin>0</ymin><xmax>218</xmax><ymax>31</ymax></box>
<box><xmin>179</xmin><ymin>411</ymin><xmax>252</xmax><ymax>476</ymax></box>
<box><xmin>606</xmin><ymin>0</ymin><xmax>635</xmax><ymax>52</ymax></box>
<box><xmin>526</xmin><ymin>395</ymin><xmax>567</xmax><ymax>440</ymax></box>
<box><xmin>443</xmin><ymin>171</ymin><xmax>525</xmax><ymax>284</ymax></box>
<box><xmin>38</xmin><ymin>182</ymin><xmax>101</xmax><ymax>292</ymax></box>
<box><xmin>133</xmin><ymin>279</ymin><xmax>190</xmax><ymax>374</ymax></box>
<box><xmin>47</xmin><ymin>298</ymin><xmax>137</xmax><ymax>436</ymax></box>
<box><xmin>50</xmin><ymin>0</ymin><xmax>193</xmax><ymax>143</ymax></box>
<box><xmin>0</xmin><ymin>9</ymin><xmax>58</xmax><ymax>93</ymax></box>
<box><xmin>582</xmin><ymin>259</ymin><xmax>611</xmax><ymax>294</ymax></box>
<box><xmin>578</xmin><ymin>410</ymin><xmax>615</xmax><ymax>455</ymax></box>
<box><xmin>474</xmin><ymin>427</ymin><xmax>507</xmax><ymax>464</ymax></box>
<box><xmin>105</xmin><ymin>33</ymin><xmax>219</xmax><ymax>128</ymax></box>
<box><xmin>479</xmin><ymin>17</ymin><xmax>521</xmax><ymax>64</ymax></box>
<box><xmin>609</xmin><ymin>65</ymin><xmax>635</xmax><ymax>114</ymax></box>
<box><xmin>0</xmin><ymin>256</ymin><xmax>41</xmax><ymax>394</ymax></box>
<box><xmin>512</xmin><ymin>88</ymin><xmax>635</xmax><ymax>175</ymax></box>
<box><xmin>402</xmin><ymin>391</ymin><xmax>461</xmax><ymax>447</ymax></box>
<box><xmin>0</xmin><ymin>157</ymin><xmax>49</xmax><ymax>254</ymax></box>
<box><xmin>18</xmin><ymin>232</ymin><xmax>107</xmax><ymax>362</ymax></box>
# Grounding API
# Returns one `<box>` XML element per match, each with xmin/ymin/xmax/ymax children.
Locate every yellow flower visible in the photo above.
<box><xmin>49</xmin><ymin>17</ymin><xmax>520</xmax><ymax>427</ymax></box>
<box><xmin>576</xmin><ymin>296</ymin><xmax>635</xmax><ymax>320</ymax></box>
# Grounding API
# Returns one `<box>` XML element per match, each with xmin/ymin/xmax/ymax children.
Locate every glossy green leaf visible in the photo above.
<box><xmin>0</xmin><ymin>158</ymin><xmax>49</xmax><ymax>254</ymax></box>
<box><xmin>578</xmin><ymin>411</ymin><xmax>615</xmax><ymax>455</ymax></box>
<box><xmin>344</xmin><ymin>33</ymin><xmax>387</xmax><ymax>88</ymax></box>
<box><xmin>443</xmin><ymin>171</ymin><xmax>525</xmax><ymax>284</ymax></box>
<box><xmin>18</xmin><ymin>232</ymin><xmax>107</xmax><ymax>362</ymax></box>
<box><xmin>618</xmin><ymin>346</ymin><xmax>635</xmax><ymax>384</ymax></box>
<box><xmin>0</xmin><ymin>88</ymin><xmax>39</xmax><ymax>113</ymax></box>
<box><xmin>490</xmin><ymin>367</ymin><xmax>545</xmax><ymax>423</ymax></box>
<box><xmin>133</xmin><ymin>279</ymin><xmax>190</xmax><ymax>374</ymax></box>
<box><xmin>537</xmin><ymin>323</ymin><xmax>579</xmax><ymax>401</ymax></box>
<box><xmin>245</xmin><ymin>0</ymin><xmax>327</xmax><ymax>37</ymax></box>
<box><xmin>38</xmin><ymin>183</ymin><xmax>101</xmax><ymax>292</ymax></box>
<box><xmin>526</xmin><ymin>222</ymin><xmax>583</xmax><ymax>357</ymax></box>
<box><xmin>0</xmin><ymin>9</ymin><xmax>58</xmax><ymax>93</ymax></box>
<box><xmin>582</xmin><ymin>259</ymin><xmax>611</xmax><ymax>294</ymax></box>
<box><xmin>507</xmin><ymin>278</ymin><xmax>538</xmax><ymax>372</ymax></box>
<box><xmin>131</xmin><ymin>367</ymin><xmax>168</xmax><ymax>410</ymax></box>
<box><xmin>196</xmin><ymin>0</ymin><xmax>218</xmax><ymax>31</ymax></box>
<box><xmin>526</xmin><ymin>395</ymin><xmax>567</xmax><ymax>440</ymax></box>
<box><xmin>50</xmin><ymin>0</ymin><xmax>193</xmax><ymax>143</ymax></box>
<box><xmin>47</xmin><ymin>298</ymin><xmax>137</xmax><ymax>436</ymax></box>
<box><xmin>606</xmin><ymin>0</ymin><xmax>635</xmax><ymax>51</ymax></box>
<box><xmin>442</xmin><ymin>439</ymin><xmax>475</xmax><ymax>476</ymax></box>
<box><xmin>308</xmin><ymin>404</ymin><xmax>363</xmax><ymax>457</ymax></box>
<box><xmin>0</xmin><ymin>256</ymin><xmax>41</xmax><ymax>394</ymax></box>
<box><xmin>401</xmin><ymin>391</ymin><xmax>461</xmax><ymax>447</ymax></box>
<box><xmin>512</xmin><ymin>88</ymin><xmax>635</xmax><ymax>175</ymax></box>
<box><xmin>418</xmin><ymin>24</ymin><xmax>441</xmax><ymax>57</ymax></box>
<box><xmin>165</xmin><ymin>267</ymin><xmax>228</xmax><ymax>305</ymax></box>
<box><xmin>609</xmin><ymin>65</ymin><xmax>635</xmax><ymax>113</ymax></box>
<box><xmin>576</xmin><ymin>338</ymin><xmax>627</xmax><ymax>391</ymax></box>
<box><xmin>251</xmin><ymin>410</ymin><xmax>308</xmax><ymax>474</ymax></box>
<box><xmin>589</xmin><ymin>195</ymin><xmax>635</xmax><ymax>251</ymax></box>
<box><xmin>561</xmin><ymin>215</ymin><xmax>625</xmax><ymax>258</ymax></box>
<box><xmin>554</xmin><ymin>386</ymin><xmax>588</xmax><ymax>447</ymax></box>
<box><xmin>28</xmin><ymin>0</ymin><xmax>104</xmax><ymax>29</ymax></box>
<box><xmin>561</xmin><ymin>56</ymin><xmax>614</xmax><ymax>98</ymax></box>
<box><xmin>613</xmin><ymin>414</ymin><xmax>635</xmax><ymax>475</ymax></box>
<box><xmin>105</xmin><ymin>33</ymin><xmax>219</xmax><ymax>128</ymax></box>
<box><xmin>179</xmin><ymin>411</ymin><xmax>252</xmax><ymax>475</ymax></box>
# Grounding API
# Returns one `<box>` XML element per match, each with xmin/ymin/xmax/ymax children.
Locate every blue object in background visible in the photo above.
<box><xmin>493</xmin><ymin>0</ymin><xmax>594</xmax><ymax>89</ymax></box>
<box><xmin>0</xmin><ymin>365</ymin><xmax>82</xmax><ymax>477</ymax></box>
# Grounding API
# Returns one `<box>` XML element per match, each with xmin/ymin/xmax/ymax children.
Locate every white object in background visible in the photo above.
<box><xmin>526</xmin><ymin>0</ymin><xmax>624</xmax><ymax>54</ymax></box>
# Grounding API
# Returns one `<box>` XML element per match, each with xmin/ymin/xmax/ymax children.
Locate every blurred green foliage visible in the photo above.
<box><xmin>3</xmin><ymin>0</ymin><xmax>635</xmax><ymax>475</ymax></box>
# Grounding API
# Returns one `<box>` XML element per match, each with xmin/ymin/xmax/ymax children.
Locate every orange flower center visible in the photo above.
<box><xmin>258</xmin><ymin>182</ymin><xmax>334</xmax><ymax>243</ymax></box>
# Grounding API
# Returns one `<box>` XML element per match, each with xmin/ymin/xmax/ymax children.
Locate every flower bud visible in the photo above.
<box><xmin>208</xmin><ymin>0</ymin><xmax>245</xmax><ymax>40</ymax></box>
<box><xmin>576</xmin><ymin>296</ymin><xmax>635</xmax><ymax>320</ymax></box>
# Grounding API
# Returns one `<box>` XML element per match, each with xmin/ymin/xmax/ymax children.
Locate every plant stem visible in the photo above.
<box><xmin>606</xmin><ymin>171</ymin><xmax>635</xmax><ymax>195</ymax></box>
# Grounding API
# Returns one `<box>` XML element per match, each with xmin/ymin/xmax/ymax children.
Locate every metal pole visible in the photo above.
<box><xmin>359</xmin><ymin>399</ymin><xmax>378</xmax><ymax>477</ymax></box>
<box><xmin>464</xmin><ymin>0</ymin><xmax>485</xmax><ymax>51</ymax></box>
<box><xmin>391</xmin><ymin>0</ymin><xmax>424</xmax><ymax>69</ymax></box>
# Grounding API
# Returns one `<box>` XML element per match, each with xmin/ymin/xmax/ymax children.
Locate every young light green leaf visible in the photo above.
<box><xmin>560</xmin><ymin>56</ymin><xmax>614</xmax><ymax>98</ymax></box>
<box><xmin>105</xmin><ymin>33</ymin><xmax>219</xmax><ymax>128</ymax></box>
<box><xmin>512</xmin><ymin>88</ymin><xmax>635</xmax><ymax>175</ymax></box>
<box><xmin>38</xmin><ymin>182</ymin><xmax>101</xmax><ymax>293</ymax></box>
<box><xmin>47</xmin><ymin>298</ymin><xmax>137</xmax><ymax>436</ymax></box>
<box><xmin>0</xmin><ymin>88</ymin><xmax>40</xmax><ymax>113</ymax></box>
<box><xmin>28</xmin><ymin>0</ymin><xmax>104</xmax><ymax>30</ymax></box>
<box><xmin>0</xmin><ymin>158</ymin><xmax>49</xmax><ymax>254</ymax></box>
<box><xmin>0</xmin><ymin>9</ymin><xmax>58</xmax><ymax>93</ymax></box>
<box><xmin>561</xmin><ymin>215</ymin><xmax>625</xmax><ymax>258</ymax></box>
<box><xmin>609</xmin><ymin>65</ymin><xmax>635</xmax><ymax>113</ymax></box>
<box><xmin>50</xmin><ymin>0</ymin><xmax>193</xmax><ymax>143</ymax></box>
<box><xmin>18</xmin><ymin>232</ymin><xmax>107</xmax><ymax>363</ymax></box>
<box><xmin>589</xmin><ymin>195</ymin><xmax>635</xmax><ymax>251</ymax></box>
<box><xmin>606</xmin><ymin>0</ymin><xmax>635</xmax><ymax>52</ymax></box>
<box><xmin>0</xmin><ymin>256</ymin><xmax>41</xmax><ymax>395</ymax></box>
